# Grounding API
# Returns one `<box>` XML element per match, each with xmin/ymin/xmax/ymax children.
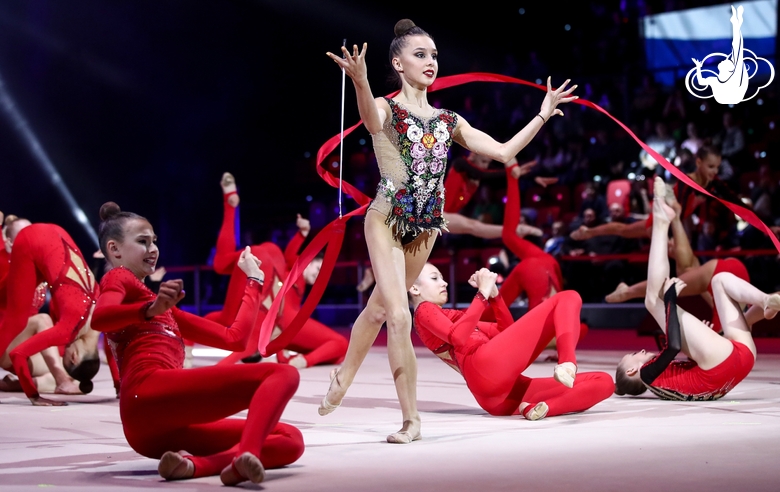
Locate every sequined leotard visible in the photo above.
<box><xmin>369</xmin><ymin>98</ymin><xmax>458</xmax><ymax>243</ymax></box>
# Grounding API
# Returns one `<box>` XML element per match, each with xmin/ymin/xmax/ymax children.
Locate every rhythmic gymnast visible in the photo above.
<box><xmin>321</xmin><ymin>18</ymin><xmax>576</xmax><ymax>443</ymax></box>
<box><xmin>91</xmin><ymin>202</ymin><xmax>303</xmax><ymax>486</ymax></box>
<box><xmin>605</xmin><ymin>187</ymin><xmax>748</xmax><ymax>335</ymax></box>
<box><xmin>411</xmin><ymin>263</ymin><xmax>613</xmax><ymax>419</ymax></box>
<box><xmin>0</xmin><ymin>213</ymin><xmax>82</xmax><ymax>395</ymax></box>
<box><xmin>614</xmin><ymin>178</ymin><xmax>776</xmax><ymax>400</ymax></box>
<box><xmin>570</xmin><ymin>145</ymin><xmax>743</xmax><ymax>242</ymax></box>
<box><xmin>209</xmin><ymin>173</ymin><xmax>348</xmax><ymax>368</ymax></box>
<box><xmin>0</xmin><ymin>216</ymin><xmax>101</xmax><ymax>405</ymax></box>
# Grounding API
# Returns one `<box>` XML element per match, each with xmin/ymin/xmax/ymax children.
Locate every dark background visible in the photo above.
<box><xmin>0</xmin><ymin>0</ymin><xmax>766</xmax><ymax>265</ymax></box>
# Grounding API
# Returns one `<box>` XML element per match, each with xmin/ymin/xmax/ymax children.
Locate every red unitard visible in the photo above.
<box><xmin>92</xmin><ymin>266</ymin><xmax>304</xmax><ymax>475</ymax></box>
<box><xmin>499</xmin><ymin>168</ymin><xmax>564</xmax><ymax>310</ymax></box>
<box><xmin>210</xmin><ymin>197</ymin><xmax>347</xmax><ymax>366</ymax></box>
<box><xmin>413</xmin><ymin>290</ymin><xmax>613</xmax><ymax>417</ymax></box>
<box><xmin>0</xmin><ymin>224</ymin><xmax>98</xmax><ymax>398</ymax></box>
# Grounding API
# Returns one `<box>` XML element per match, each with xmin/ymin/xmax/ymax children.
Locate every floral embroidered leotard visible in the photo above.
<box><xmin>369</xmin><ymin>98</ymin><xmax>458</xmax><ymax>243</ymax></box>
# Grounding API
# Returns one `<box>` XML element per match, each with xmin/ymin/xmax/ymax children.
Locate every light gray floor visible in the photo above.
<box><xmin>2</xmin><ymin>347</ymin><xmax>780</xmax><ymax>491</ymax></box>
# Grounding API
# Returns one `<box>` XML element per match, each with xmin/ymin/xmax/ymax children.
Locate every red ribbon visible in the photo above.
<box><xmin>259</xmin><ymin>71</ymin><xmax>780</xmax><ymax>354</ymax></box>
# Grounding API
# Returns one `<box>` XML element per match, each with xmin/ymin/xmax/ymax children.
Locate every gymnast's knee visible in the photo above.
<box><xmin>264</xmin><ymin>363</ymin><xmax>300</xmax><ymax>396</ymax></box>
<box><xmin>384</xmin><ymin>307</ymin><xmax>412</xmax><ymax>335</ymax></box>
<box><xmin>556</xmin><ymin>290</ymin><xmax>582</xmax><ymax>307</ymax></box>
<box><xmin>710</xmin><ymin>271</ymin><xmax>734</xmax><ymax>292</ymax></box>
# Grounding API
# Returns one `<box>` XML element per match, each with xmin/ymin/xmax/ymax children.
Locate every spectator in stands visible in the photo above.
<box><xmin>680</xmin><ymin>121</ymin><xmax>703</xmax><ymax>155</ymax></box>
<box><xmin>714</xmin><ymin>111</ymin><xmax>745</xmax><ymax>181</ymax></box>
<box><xmin>544</xmin><ymin>220</ymin><xmax>566</xmax><ymax>257</ymax></box>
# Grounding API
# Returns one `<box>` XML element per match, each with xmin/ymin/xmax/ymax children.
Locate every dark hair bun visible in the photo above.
<box><xmin>99</xmin><ymin>202</ymin><xmax>122</xmax><ymax>221</ymax></box>
<box><xmin>79</xmin><ymin>379</ymin><xmax>94</xmax><ymax>394</ymax></box>
<box><xmin>394</xmin><ymin>19</ymin><xmax>416</xmax><ymax>37</ymax></box>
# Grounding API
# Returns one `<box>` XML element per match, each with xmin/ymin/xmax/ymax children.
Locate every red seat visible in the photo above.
<box><xmin>547</xmin><ymin>184</ymin><xmax>572</xmax><ymax>212</ymax></box>
<box><xmin>573</xmin><ymin>182</ymin><xmax>589</xmax><ymax>212</ymax></box>
<box><xmin>606</xmin><ymin>179</ymin><xmax>631</xmax><ymax>217</ymax></box>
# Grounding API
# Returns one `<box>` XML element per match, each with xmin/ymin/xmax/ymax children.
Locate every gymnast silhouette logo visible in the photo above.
<box><xmin>684</xmin><ymin>5</ymin><xmax>774</xmax><ymax>104</ymax></box>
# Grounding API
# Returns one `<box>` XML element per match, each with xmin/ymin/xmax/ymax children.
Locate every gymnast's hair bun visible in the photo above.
<box><xmin>394</xmin><ymin>19</ymin><xmax>416</xmax><ymax>37</ymax></box>
<box><xmin>3</xmin><ymin>214</ymin><xmax>18</xmax><ymax>227</ymax></box>
<box><xmin>99</xmin><ymin>201</ymin><xmax>122</xmax><ymax>221</ymax></box>
<box><xmin>79</xmin><ymin>379</ymin><xmax>94</xmax><ymax>395</ymax></box>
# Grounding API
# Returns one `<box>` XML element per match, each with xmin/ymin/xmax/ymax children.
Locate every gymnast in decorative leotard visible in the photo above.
<box><xmin>411</xmin><ymin>263</ymin><xmax>613</xmax><ymax>419</ymax></box>
<box><xmin>0</xmin><ymin>217</ymin><xmax>101</xmax><ymax>405</ymax></box>
<box><xmin>321</xmin><ymin>18</ymin><xmax>576</xmax><ymax>443</ymax></box>
<box><xmin>91</xmin><ymin>202</ymin><xmax>303</xmax><ymax>486</ymax></box>
<box><xmin>209</xmin><ymin>173</ymin><xmax>347</xmax><ymax>368</ymax></box>
<box><xmin>614</xmin><ymin>178</ymin><xmax>777</xmax><ymax>400</ymax></box>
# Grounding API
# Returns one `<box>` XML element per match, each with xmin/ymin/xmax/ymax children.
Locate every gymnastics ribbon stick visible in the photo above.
<box><xmin>259</xmin><ymin>71</ymin><xmax>780</xmax><ymax>354</ymax></box>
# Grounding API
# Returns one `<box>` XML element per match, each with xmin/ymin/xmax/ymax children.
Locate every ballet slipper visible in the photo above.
<box><xmin>521</xmin><ymin>402</ymin><xmax>549</xmax><ymax>421</ymax></box>
<box><xmin>183</xmin><ymin>345</ymin><xmax>194</xmax><ymax>369</ymax></box>
<box><xmin>356</xmin><ymin>268</ymin><xmax>375</xmax><ymax>292</ymax></box>
<box><xmin>553</xmin><ymin>362</ymin><xmax>577</xmax><ymax>388</ymax></box>
<box><xmin>221</xmin><ymin>172</ymin><xmax>240</xmax><ymax>207</ymax></box>
<box><xmin>158</xmin><ymin>450</ymin><xmax>195</xmax><ymax>481</ymax></box>
<box><xmin>220</xmin><ymin>452</ymin><xmax>265</xmax><ymax>486</ymax></box>
<box><xmin>516</xmin><ymin>224</ymin><xmax>543</xmax><ymax>238</ymax></box>
<box><xmin>288</xmin><ymin>354</ymin><xmax>308</xmax><ymax>369</ymax></box>
<box><xmin>386</xmin><ymin>420</ymin><xmax>422</xmax><ymax>444</ymax></box>
<box><xmin>570</xmin><ymin>225</ymin><xmax>590</xmax><ymax>241</ymax></box>
<box><xmin>652</xmin><ymin>177</ymin><xmax>676</xmax><ymax>223</ymax></box>
<box><xmin>605</xmin><ymin>282</ymin><xmax>630</xmax><ymax>303</ymax></box>
<box><xmin>318</xmin><ymin>368</ymin><xmax>343</xmax><ymax>416</ymax></box>
<box><xmin>763</xmin><ymin>293</ymin><xmax>780</xmax><ymax>320</ymax></box>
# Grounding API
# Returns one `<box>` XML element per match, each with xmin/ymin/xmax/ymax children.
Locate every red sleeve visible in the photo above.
<box><xmin>92</xmin><ymin>270</ymin><xmax>149</xmax><ymax>333</ymax></box>
<box><xmin>284</xmin><ymin>231</ymin><xmax>306</xmax><ymax>270</ymax></box>
<box><xmin>416</xmin><ymin>295</ymin><xmax>489</xmax><ymax>348</ymax></box>
<box><xmin>172</xmin><ymin>278</ymin><xmax>261</xmax><ymax>351</ymax></box>
<box><xmin>489</xmin><ymin>295</ymin><xmax>514</xmax><ymax>332</ymax></box>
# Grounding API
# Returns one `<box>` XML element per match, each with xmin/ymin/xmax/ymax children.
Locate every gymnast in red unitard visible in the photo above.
<box><xmin>0</xmin><ymin>216</ymin><xmax>101</xmax><ymax>405</ymax></box>
<box><xmin>91</xmin><ymin>202</ymin><xmax>303</xmax><ymax>486</ymax></box>
<box><xmin>0</xmin><ymin>213</ymin><xmax>83</xmax><ymax>395</ymax></box>
<box><xmin>614</xmin><ymin>178</ymin><xmax>775</xmax><ymax>400</ymax></box>
<box><xmin>411</xmin><ymin>263</ymin><xmax>613</xmax><ymax>420</ymax></box>
<box><xmin>209</xmin><ymin>173</ymin><xmax>348</xmax><ymax>368</ymax></box>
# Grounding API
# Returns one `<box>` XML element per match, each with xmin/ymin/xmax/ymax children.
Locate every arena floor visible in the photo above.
<box><xmin>2</xmin><ymin>332</ymin><xmax>780</xmax><ymax>492</ymax></box>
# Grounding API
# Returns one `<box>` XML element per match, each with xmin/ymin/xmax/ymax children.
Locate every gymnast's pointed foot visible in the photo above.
<box><xmin>516</xmin><ymin>224</ymin><xmax>543</xmax><ymax>238</ymax></box>
<box><xmin>356</xmin><ymin>267</ymin><xmax>375</xmax><ymax>292</ymax></box>
<box><xmin>158</xmin><ymin>450</ymin><xmax>195</xmax><ymax>481</ymax></box>
<box><xmin>318</xmin><ymin>368</ymin><xmax>344</xmax><ymax>416</ymax></box>
<box><xmin>54</xmin><ymin>378</ymin><xmax>83</xmax><ymax>395</ymax></box>
<box><xmin>553</xmin><ymin>362</ymin><xmax>577</xmax><ymax>388</ymax></box>
<box><xmin>220</xmin><ymin>452</ymin><xmax>265</xmax><ymax>486</ymax></box>
<box><xmin>520</xmin><ymin>402</ymin><xmax>549</xmax><ymax>421</ymax></box>
<box><xmin>221</xmin><ymin>172</ymin><xmax>240</xmax><ymax>207</ymax></box>
<box><xmin>764</xmin><ymin>293</ymin><xmax>780</xmax><ymax>320</ymax></box>
<box><xmin>570</xmin><ymin>225</ymin><xmax>591</xmax><ymax>241</ymax></box>
<box><xmin>386</xmin><ymin>418</ymin><xmax>422</xmax><ymax>444</ymax></box>
<box><xmin>605</xmin><ymin>282</ymin><xmax>630</xmax><ymax>303</ymax></box>
<box><xmin>652</xmin><ymin>177</ymin><xmax>676</xmax><ymax>224</ymax></box>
